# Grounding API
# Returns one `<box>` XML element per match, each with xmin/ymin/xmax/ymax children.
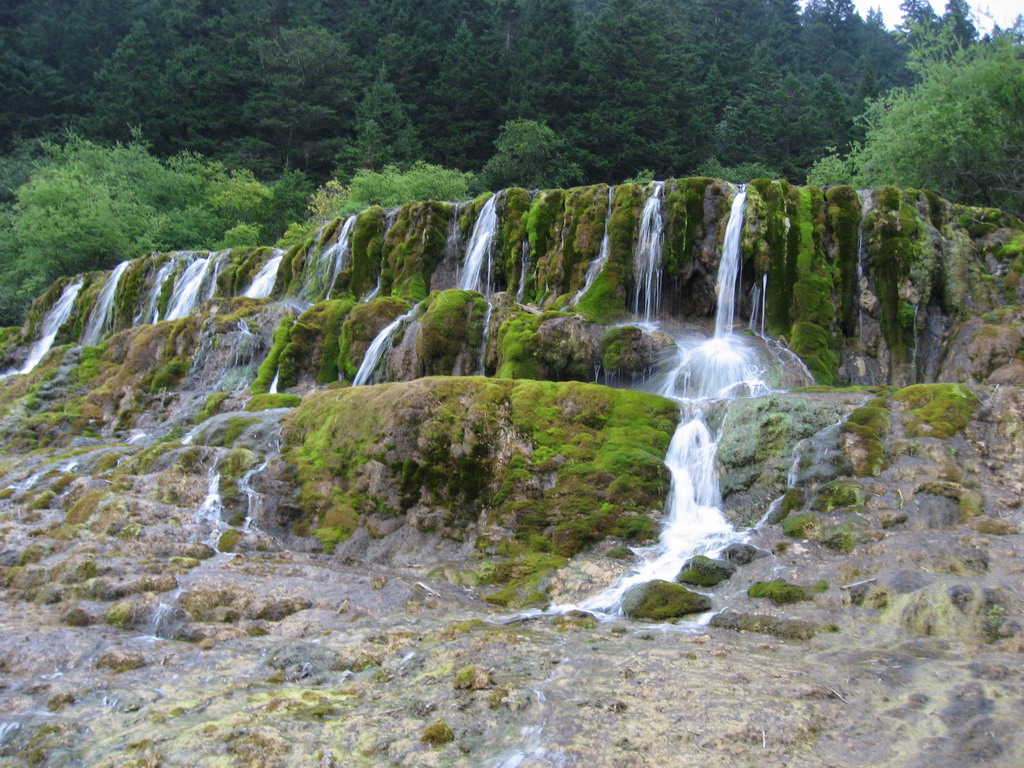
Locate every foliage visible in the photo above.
<box><xmin>336</xmin><ymin>163</ymin><xmax>475</xmax><ymax>216</ymax></box>
<box><xmin>846</xmin><ymin>39</ymin><xmax>1024</xmax><ymax>213</ymax></box>
<box><xmin>0</xmin><ymin>136</ymin><xmax>306</xmax><ymax>323</ymax></box>
<box><xmin>695</xmin><ymin>158</ymin><xmax>781</xmax><ymax>184</ymax></box>
<box><xmin>481</xmin><ymin>119</ymin><xmax>580</xmax><ymax>190</ymax></box>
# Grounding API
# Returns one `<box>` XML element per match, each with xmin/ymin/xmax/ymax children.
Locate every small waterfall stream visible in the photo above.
<box><xmin>572</xmin><ymin>186</ymin><xmax>615</xmax><ymax>306</ymax></box>
<box><xmin>137</xmin><ymin>257</ymin><xmax>179</xmax><ymax>325</ymax></box>
<box><xmin>630</xmin><ymin>181</ymin><xmax>665</xmax><ymax>323</ymax></box>
<box><xmin>243</xmin><ymin>251</ymin><xmax>284</xmax><ymax>299</ymax></box>
<box><xmin>9</xmin><ymin>281</ymin><xmax>83</xmax><ymax>376</ymax></box>
<box><xmin>459</xmin><ymin>194</ymin><xmax>499</xmax><ymax>294</ymax></box>
<box><xmin>352</xmin><ymin>306</ymin><xmax>421</xmax><ymax>386</ymax></box>
<box><xmin>576</xmin><ymin>184</ymin><xmax>767</xmax><ymax>617</ymax></box>
<box><xmin>80</xmin><ymin>261</ymin><xmax>131</xmax><ymax>346</ymax></box>
<box><xmin>164</xmin><ymin>256</ymin><xmax>213</xmax><ymax>321</ymax></box>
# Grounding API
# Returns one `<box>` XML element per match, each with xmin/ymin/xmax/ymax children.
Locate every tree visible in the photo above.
<box><xmin>481</xmin><ymin>119</ymin><xmax>580</xmax><ymax>189</ymax></box>
<box><xmin>851</xmin><ymin>39</ymin><xmax>1024</xmax><ymax>213</ymax></box>
<box><xmin>337</xmin><ymin>70</ymin><xmax>420</xmax><ymax>176</ymax></box>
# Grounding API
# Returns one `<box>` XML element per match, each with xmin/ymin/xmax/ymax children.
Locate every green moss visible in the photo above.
<box><xmin>813</xmin><ymin>481</ymin><xmax>864</xmax><ymax>512</ymax></box>
<box><xmin>283</xmin><ymin>378</ymin><xmax>677</xmax><ymax>558</ymax></box>
<box><xmin>663</xmin><ymin>177</ymin><xmax>712</xmax><ymax>275</ymax></box>
<box><xmin>575</xmin><ymin>183</ymin><xmax>644</xmax><ymax>322</ymax></box>
<box><xmin>416</xmin><ymin>290</ymin><xmax>488</xmax><ymax>376</ymax></box>
<box><xmin>826</xmin><ymin>186</ymin><xmax>863</xmax><ymax>338</ymax></box>
<box><xmin>381</xmin><ymin>201</ymin><xmax>451</xmax><ymax>301</ymax></box>
<box><xmin>525</xmin><ymin>189</ymin><xmax>566</xmax><ymax>300</ymax></box>
<box><xmin>748</xmin><ymin>579</ymin><xmax>827</xmax><ymax>604</ymax></box>
<box><xmin>676</xmin><ymin>555</ymin><xmax>734</xmax><ymax>587</ymax></box>
<box><xmin>221</xmin><ymin>416</ymin><xmax>259</xmax><ymax>446</ymax></box>
<box><xmin>422</xmin><ymin>721</ymin><xmax>454</xmax><ymax>746</ymax></box>
<box><xmin>499</xmin><ymin>188</ymin><xmax>532</xmax><ymax>296</ymax></box>
<box><xmin>313</xmin><ymin>527</ymin><xmax>346</xmax><ymax>554</ymax></box>
<box><xmin>251</xmin><ymin>317</ymin><xmax>294</xmax><ymax>394</ymax></box>
<box><xmin>195</xmin><ymin>393</ymin><xmax>230</xmax><ymax>424</ymax></box>
<box><xmin>217</xmin><ymin>529</ymin><xmax>242</xmax><ymax>553</ymax></box>
<box><xmin>245</xmin><ymin>393</ymin><xmax>301</xmax><ymax>411</ymax></box>
<box><xmin>891</xmin><ymin>383</ymin><xmax>979</xmax><ymax>439</ymax></box>
<box><xmin>621</xmin><ymin>580</ymin><xmax>711</xmax><ymax>620</ymax></box>
<box><xmin>747</xmin><ymin>181</ymin><xmax>839</xmax><ymax>383</ymax></box>
<box><xmin>148</xmin><ymin>357</ymin><xmax>190</xmax><ymax>392</ymax></box>
<box><xmin>782</xmin><ymin>512</ymin><xmax>821</xmax><ymax>539</ymax></box>
<box><xmin>340</xmin><ymin>207</ymin><xmax>386</xmax><ymax>299</ymax></box>
<box><xmin>841</xmin><ymin>403</ymin><xmax>892</xmax><ymax>476</ymax></box>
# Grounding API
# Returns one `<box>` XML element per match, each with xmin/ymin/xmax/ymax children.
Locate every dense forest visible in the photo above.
<box><xmin>0</xmin><ymin>0</ymin><xmax>1022</xmax><ymax>324</ymax></box>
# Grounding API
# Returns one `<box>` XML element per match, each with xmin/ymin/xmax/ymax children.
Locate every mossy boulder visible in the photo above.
<box><xmin>891</xmin><ymin>383</ymin><xmax>979</xmax><ymax>439</ymax></box>
<box><xmin>282</xmin><ymin>377</ymin><xmax>678</xmax><ymax>556</ymax></box>
<box><xmin>676</xmin><ymin>555</ymin><xmax>736</xmax><ymax>587</ymax></box>
<box><xmin>748</xmin><ymin>579</ymin><xmax>828</xmax><ymax>604</ymax></box>
<box><xmin>621</xmin><ymin>580</ymin><xmax>711</xmax><ymax>620</ymax></box>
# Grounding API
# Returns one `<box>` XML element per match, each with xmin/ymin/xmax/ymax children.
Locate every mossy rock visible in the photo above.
<box><xmin>422</xmin><ymin>720</ymin><xmax>454</xmax><ymax>747</ymax></box>
<box><xmin>676</xmin><ymin>555</ymin><xmax>736</xmax><ymax>587</ymax></box>
<box><xmin>891</xmin><ymin>383</ymin><xmax>979</xmax><ymax>439</ymax></box>
<box><xmin>453</xmin><ymin>665</ymin><xmax>491</xmax><ymax>690</ymax></box>
<box><xmin>812</xmin><ymin>481</ymin><xmax>864</xmax><ymax>512</ymax></box>
<box><xmin>218</xmin><ymin>529</ymin><xmax>242</xmax><ymax>553</ymax></box>
<box><xmin>245</xmin><ymin>393</ymin><xmax>302</xmax><ymax>411</ymax></box>
<box><xmin>782</xmin><ymin>513</ymin><xmax>821</xmax><ymax>539</ymax></box>
<box><xmin>621</xmin><ymin>580</ymin><xmax>711</xmax><ymax>620</ymax></box>
<box><xmin>748</xmin><ymin>579</ymin><xmax>827</xmax><ymax>604</ymax></box>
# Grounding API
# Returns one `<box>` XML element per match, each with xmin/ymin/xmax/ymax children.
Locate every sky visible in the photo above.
<box><xmin>849</xmin><ymin>1</ymin><xmax>1023</xmax><ymax>31</ymax></box>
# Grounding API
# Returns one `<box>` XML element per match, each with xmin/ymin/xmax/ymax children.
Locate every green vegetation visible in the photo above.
<box><xmin>748</xmin><ymin>579</ymin><xmax>828</xmax><ymax>604</ymax></box>
<box><xmin>283</xmin><ymin>377</ymin><xmax>677</xmax><ymax>557</ymax></box>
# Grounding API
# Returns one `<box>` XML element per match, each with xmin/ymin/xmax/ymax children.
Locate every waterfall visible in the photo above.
<box><xmin>459</xmin><ymin>194</ymin><xmax>499</xmax><ymax>294</ymax></box>
<box><xmin>352</xmin><ymin>307</ymin><xmax>419</xmax><ymax>386</ymax></box>
<box><xmin>164</xmin><ymin>255</ymin><xmax>213</xmax><ymax>321</ymax></box>
<box><xmin>714</xmin><ymin>186</ymin><xmax>746</xmax><ymax>337</ymax></box>
<box><xmin>630</xmin><ymin>182</ymin><xmax>665</xmax><ymax>323</ymax></box>
<box><xmin>10</xmin><ymin>281</ymin><xmax>83</xmax><ymax>376</ymax></box>
<box><xmin>239</xmin><ymin>459</ymin><xmax>270</xmax><ymax>531</ymax></box>
<box><xmin>577</xmin><ymin>188</ymin><xmax>763</xmax><ymax>617</ymax></box>
<box><xmin>137</xmin><ymin>256</ymin><xmax>179</xmax><ymax>325</ymax></box>
<box><xmin>268</xmin><ymin>370</ymin><xmax>280</xmax><ymax>394</ymax></box>
<box><xmin>243</xmin><ymin>251</ymin><xmax>284</xmax><ymax>299</ymax></box>
<box><xmin>573</xmin><ymin>186</ymin><xmax>615</xmax><ymax>306</ymax></box>
<box><xmin>195</xmin><ymin>469</ymin><xmax>224</xmax><ymax>531</ymax></box>
<box><xmin>81</xmin><ymin>261</ymin><xmax>131</xmax><ymax>346</ymax></box>
<box><xmin>297</xmin><ymin>216</ymin><xmax>356</xmax><ymax>302</ymax></box>
<box><xmin>324</xmin><ymin>215</ymin><xmax>357</xmax><ymax>300</ymax></box>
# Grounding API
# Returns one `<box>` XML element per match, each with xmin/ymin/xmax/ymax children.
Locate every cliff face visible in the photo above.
<box><xmin>0</xmin><ymin>180</ymin><xmax>1023</xmax><ymax>766</ymax></box>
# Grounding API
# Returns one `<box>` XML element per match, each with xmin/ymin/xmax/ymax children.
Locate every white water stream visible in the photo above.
<box><xmin>459</xmin><ymin>194</ymin><xmax>499</xmax><ymax>294</ymax></box>
<box><xmin>243</xmin><ymin>251</ymin><xmax>284</xmax><ymax>299</ymax></box>
<box><xmin>352</xmin><ymin>306</ymin><xmax>420</xmax><ymax>386</ymax></box>
<box><xmin>630</xmin><ymin>181</ymin><xmax>665</xmax><ymax>322</ymax></box>
<box><xmin>80</xmin><ymin>260</ymin><xmax>131</xmax><ymax>346</ymax></box>
<box><xmin>574</xmin><ymin>185</ymin><xmax>767</xmax><ymax>617</ymax></box>
<box><xmin>9</xmin><ymin>281</ymin><xmax>83</xmax><ymax>376</ymax></box>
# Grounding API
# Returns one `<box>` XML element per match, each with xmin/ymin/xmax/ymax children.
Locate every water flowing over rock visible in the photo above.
<box><xmin>80</xmin><ymin>260</ymin><xmax>131</xmax><ymax>346</ymax></box>
<box><xmin>0</xmin><ymin>179</ymin><xmax>1023</xmax><ymax>767</ymax></box>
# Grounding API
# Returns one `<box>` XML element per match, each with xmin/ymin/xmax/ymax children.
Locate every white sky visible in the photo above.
<box><xmin>840</xmin><ymin>2</ymin><xmax>1022</xmax><ymax>32</ymax></box>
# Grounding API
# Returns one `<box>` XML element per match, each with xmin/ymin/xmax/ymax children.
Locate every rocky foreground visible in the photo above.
<box><xmin>0</xmin><ymin>370</ymin><xmax>1021</xmax><ymax>767</ymax></box>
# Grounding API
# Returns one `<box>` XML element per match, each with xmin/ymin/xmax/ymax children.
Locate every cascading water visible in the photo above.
<box><xmin>714</xmin><ymin>187</ymin><xmax>746</xmax><ymax>336</ymax></box>
<box><xmin>195</xmin><ymin>468</ymin><xmax>224</xmax><ymax>544</ymax></box>
<box><xmin>577</xmin><ymin>185</ymin><xmax>767</xmax><ymax>617</ymax></box>
<box><xmin>459</xmin><ymin>194</ymin><xmax>499</xmax><ymax>294</ymax></box>
<box><xmin>268</xmin><ymin>370</ymin><xmax>280</xmax><ymax>394</ymax></box>
<box><xmin>352</xmin><ymin>307</ymin><xmax>421</xmax><ymax>386</ymax></box>
<box><xmin>137</xmin><ymin>256</ymin><xmax>180</xmax><ymax>325</ymax></box>
<box><xmin>630</xmin><ymin>181</ymin><xmax>665</xmax><ymax>323</ymax></box>
<box><xmin>80</xmin><ymin>261</ymin><xmax>131</xmax><ymax>346</ymax></box>
<box><xmin>297</xmin><ymin>216</ymin><xmax>356</xmax><ymax>302</ymax></box>
<box><xmin>164</xmin><ymin>256</ymin><xmax>213</xmax><ymax>321</ymax></box>
<box><xmin>572</xmin><ymin>186</ymin><xmax>615</xmax><ymax>306</ymax></box>
<box><xmin>9</xmin><ymin>281</ymin><xmax>83</xmax><ymax>376</ymax></box>
<box><xmin>243</xmin><ymin>251</ymin><xmax>284</xmax><ymax>299</ymax></box>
